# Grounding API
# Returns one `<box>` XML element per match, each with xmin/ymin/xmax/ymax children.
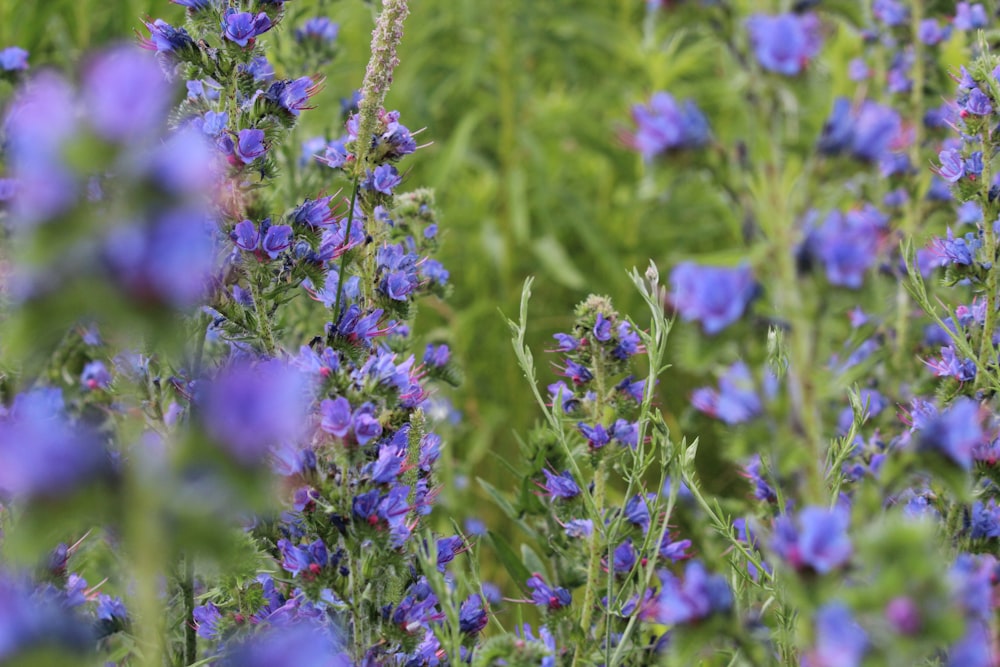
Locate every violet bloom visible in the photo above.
<box><xmin>139</xmin><ymin>19</ymin><xmax>196</xmax><ymax>56</ymax></box>
<box><xmin>217</xmin><ymin>621</ymin><xmax>351</xmax><ymax>667</ymax></box>
<box><xmin>234</xmin><ymin>128</ymin><xmax>267</xmax><ymax>164</ymax></box>
<box><xmin>265</xmin><ymin>77</ymin><xmax>320</xmax><ymax>116</ymax></box>
<box><xmin>628</xmin><ymin>92</ymin><xmax>709</xmax><ymax>160</ymax></box>
<box><xmin>81</xmin><ymin>361</ymin><xmax>111</xmax><ymax>390</ymax></box>
<box><xmin>937</xmin><ymin>150</ymin><xmax>965</xmax><ymax>183</ymax></box>
<box><xmin>771</xmin><ymin>506</ymin><xmax>852</xmax><ymax>573</ymax></box>
<box><xmin>105</xmin><ymin>207</ymin><xmax>217</xmax><ymax>308</ymax></box>
<box><xmin>819</xmin><ymin>98</ymin><xmax>901</xmax><ymax>163</ymax></box>
<box><xmin>915</xmin><ymin>397</ymin><xmax>984</xmax><ymax>470</ymax></box>
<box><xmin>803</xmin><ymin>603</ymin><xmax>868</xmax><ymax>667</ymax></box>
<box><xmin>367</xmin><ymin>164</ymin><xmax>403</xmax><ymax>194</ymax></box>
<box><xmin>295</xmin><ymin>17</ymin><xmax>339</xmax><ymax>43</ymax></box>
<box><xmin>0</xmin><ymin>388</ymin><xmax>107</xmax><ymax>500</ymax></box>
<box><xmin>807</xmin><ymin>207</ymin><xmax>885</xmax><ymax>288</ymax></box>
<box><xmin>82</xmin><ymin>46</ymin><xmax>171</xmax><ymax>142</ymax></box>
<box><xmin>319</xmin><ymin>396</ymin><xmax>352</xmax><ymax>438</ymax></box>
<box><xmin>955</xmin><ymin>3</ymin><xmax>988</xmax><ymax>30</ymax></box>
<box><xmin>746</xmin><ymin>13</ymin><xmax>822</xmax><ymax>76</ymax></box>
<box><xmin>202</xmin><ymin>359</ymin><xmax>308</xmax><ymax>466</ymax></box>
<box><xmin>352</xmin><ymin>405</ymin><xmax>383</xmax><ymax>445</ymax></box>
<box><xmin>964</xmin><ymin>87</ymin><xmax>993</xmax><ymax>116</ymax></box>
<box><xmin>539</xmin><ymin>469</ymin><xmax>580</xmax><ymax>500</ymax></box>
<box><xmin>917</xmin><ymin>19</ymin><xmax>949</xmax><ymax>45</ymax></box>
<box><xmin>0</xmin><ymin>46</ymin><xmax>28</xmax><ymax>71</ymax></box>
<box><xmin>221</xmin><ymin>9</ymin><xmax>273</xmax><ymax>48</ymax></box>
<box><xmin>669</xmin><ymin>262</ymin><xmax>756</xmax><ymax>334</ymax></box>
<box><xmin>3</xmin><ymin>71</ymin><xmax>79</xmax><ymax>225</ymax></box>
<box><xmin>691</xmin><ymin>361</ymin><xmax>762</xmax><ymax>424</ymax></box>
<box><xmin>0</xmin><ymin>574</ymin><xmax>96</xmax><ymax>660</ymax></box>
<box><xmin>646</xmin><ymin>561</ymin><xmax>732</xmax><ymax>625</ymax></box>
<box><xmin>261</xmin><ymin>224</ymin><xmax>294</xmax><ymax>259</ymax></box>
<box><xmin>526</xmin><ymin>574</ymin><xmax>571</xmax><ymax>611</ymax></box>
<box><xmin>458</xmin><ymin>595</ymin><xmax>487</xmax><ymax>636</ymax></box>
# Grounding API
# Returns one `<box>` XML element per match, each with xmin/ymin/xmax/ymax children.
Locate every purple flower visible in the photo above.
<box><xmin>0</xmin><ymin>574</ymin><xmax>96</xmax><ymax>660</ymax></box>
<box><xmin>139</xmin><ymin>19</ymin><xmax>196</xmax><ymax>56</ymax></box>
<box><xmin>915</xmin><ymin>397</ymin><xmax>984</xmax><ymax>470</ymax></box>
<box><xmin>234</xmin><ymin>128</ymin><xmax>267</xmax><ymax>164</ymax></box>
<box><xmin>645</xmin><ymin>561</ymin><xmax>732</xmax><ymax>625</ymax></box>
<box><xmin>820</xmin><ymin>99</ymin><xmax>901</xmax><ymax>163</ymax></box>
<box><xmin>771</xmin><ymin>506</ymin><xmax>852</xmax><ymax>573</ymax></box>
<box><xmin>885</xmin><ymin>597</ymin><xmax>921</xmax><ymax>635</ymax></box>
<box><xmin>104</xmin><ymin>208</ymin><xmax>217</xmax><ymax>308</ymax></box>
<box><xmin>200</xmin><ymin>111</ymin><xmax>228</xmax><ymax>137</ymax></box>
<box><xmin>746</xmin><ymin>13</ymin><xmax>822</xmax><ymax>76</ymax></box>
<box><xmin>81</xmin><ymin>361</ymin><xmax>111</xmax><ymax>390</ymax></box>
<box><xmin>217</xmin><ymin>620</ymin><xmax>351</xmax><ymax>667</ymax></box>
<box><xmin>691</xmin><ymin>361</ymin><xmax>762</xmax><ymax>424</ymax></box>
<box><xmin>608</xmin><ymin>540</ymin><xmax>638</xmax><ymax>576</ymax></box>
<box><xmin>367</xmin><ymin>164</ymin><xmax>403</xmax><ymax>194</ymax></box>
<box><xmin>964</xmin><ymin>87</ymin><xmax>993</xmax><ymax>116</ymax></box>
<box><xmin>319</xmin><ymin>397</ymin><xmax>352</xmax><ymax>438</ymax></box>
<box><xmin>82</xmin><ymin>46</ymin><xmax>171</xmax><ymax>142</ymax></box>
<box><xmin>265</xmin><ymin>77</ymin><xmax>321</xmax><ymax>116</ymax></box>
<box><xmin>807</xmin><ymin>207</ymin><xmax>885</xmax><ymax>288</ymax></box>
<box><xmin>628</xmin><ymin>92</ymin><xmax>709</xmax><ymax>160</ymax></box>
<box><xmin>578</xmin><ymin>421</ymin><xmax>611</xmax><ymax>449</ymax></box>
<box><xmin>926</xmin><ymin>346</ymin><xmax>977</xmax><ymax>383</ymax></box>
<box><xmin>0</xmin><ymin>389</ymin><xmax>108</xmax><ymax>500</ymax></box>
<box><xmin>458</xmin><ymin>595</ymin><xmax>488</xmax><ymax>635</ymax></box>
<box><xmin>193</xmin><ymin>603</ymin><xmax>222</xmax><ymax>639</ymax></box>
<box><xmin>539</xmin><ymin>469</ymin><xmax>580</xmax><ymax>500</ymax></box>
<box><xmin>290</xmin><ymin>197</ymin><xmax>336</xmax><ymax>229</ymax></box>
<box><xmin>955</xmin><ymin>3</ymin><xmax>988</xmax><ymax>30</ymax></box>
<box><xmin>669</xmin><ymin>262</ymin><xmax>756</xmax><ymax>334</ymax></box>
<box><xmin>873</xmin><ymin>0</ymin><xmax>907</xmax><ymax>25</ymax></box>
<box><xmin>262</xmin><ymin>224</ymin><xmax>293</xmax><ymax>258</ymax></box>
<box><xmin>803</xmin><ymin>603</ymin><xmax>868</xmax><ymax>667</ymax></box>
<box><xmin>624</xmin><ymin>494</ymin><xmax>651</xmax><ymax>531</ymax></box>
<box><xmin>611</xmin><ymin>419</ymin><xmax>638</xmax><ymax>448</ymax></box>
<box><xmin>917</xmin><ymin>19</ymin><xmax>950</xmax><ymax>45</ymax></box>
<box><xmin>295</xmin><ymin>17</ymin><xmax>339</xmax><ymax>43</ymax></box>
<box><xmin>937</xmin><ymin>150</ymin><xmax>966</xmax><ymax>183</ymax></box>
<box><xmin>526</xmin><ymin>574</ymin><xmax>571</xmax><ymax>611</ymax></box>
<box><xmin>353</xmin><ymin>405</ymin><xmax>383</xmax><ymax>445</ymax></box>
<box><xmin>240</xmin><ymin>55</ymin><xmax>275</xmax><ymax>83</ymax></box>
<box><xmin>202</xmin><ymin>359</ymin><xmax>309</xmax><ymax>466</ymax></box>
<box><xmin>423</xmin><ymin>344</ymin><xmax>450</xmax><ymax>367</ymax></box>
<box><xmin>0</xmin><ymin>46</ymin><xmax>28</xmax><ymax>71</ymax></box>
<box><xmin>221</xmin><ymin>9</ymin><xmax>273</xmax><ymax>48</ymax></box>
<box><xmin>278</xmin><ymin>538</ymin><xmax>329</xmax><ymax>577</ymax></box>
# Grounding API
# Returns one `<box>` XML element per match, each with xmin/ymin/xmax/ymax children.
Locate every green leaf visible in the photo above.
<box><xmin>477</xmin><ymin>477</ymin><xmax>518</xmax><ymax>521</ymax></box>
<box><xmin>488</xmin><ymin>530</ymin><xmax>532</xmax><ymax>596</ymax></box>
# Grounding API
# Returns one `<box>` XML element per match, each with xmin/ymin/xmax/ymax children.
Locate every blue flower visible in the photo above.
<box><xmin>295</xmin><ymin>17</ymin><xmax>339</xmax><ymax>43</ymax></box>
<box><xmin>0</xmin><ymin>46</ymin><xmax>28</xmax><ymax>71</ymax></box>
<box><xmin>202</xmin><ymin>360</ymin><xmax>309</xmax><ymax>466</ymax></box>
<box><xmin>221</xmin><ymin>9</ymin><xmax>273</xmax><ymax>48</ymax></box>
<box><xmin>526</xmin><ymin>574</ymin><xmax>572</xmax><ymax>611</ymax></box>
<box><xmin>628</xmin><ymin>92</ymin><xmax>709</xmax><ymax>160</ymax></box>
<box><xmin>803</xmin><ymin>603</ymin><xmax>868</xmax><ymax>667</ymax></box>
<box><xmin>915</xmin><ymin>398</ymin><xmax>984</xmax><ymax>470</ymax></box>
<box><xmin>0</xmin><ymin>388</ymin><xmax>108</xmax><ymax>500</ymax></box>
<box><xmin>691</xmin><ymin>361</ymin><xmax>762</xmax><ymax>424</ymax></box>
<box><xmin>646</xmin><ymin>561</ymin><xmax>732</xmax><ymax>625</ymax></box>
<box><xmin>367</xmin><ymin>164</ymin><xmax>403</xmax><ymax>194</ymax></box>
<box><xmin>539</xmin><ymin>469</ymin><xmax>580</xmax><ymax>500</ymax></box>
<box><xmin>771</xmin><ymin>506</ymin><xmax>852</xmax><ymax>573</ymax></box>
<box><xmin>746</xmin><ymin>13</ymin><xmax>822</xmax><ymax>76</ymax></box>
<box><xmin>669</xmin><ymin>262</ymin><xmax>756</xmax><ymax>334</ymax></box>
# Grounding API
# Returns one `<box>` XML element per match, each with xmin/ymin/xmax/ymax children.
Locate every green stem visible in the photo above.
<box><xmin>332</xmin><ymin>176</ymin><xmax>362</xmax><ymax>318</ymax></box>
<box><xmin>573</xmin><ymin>456</ymin><xmax>607</xmax><ymax>667</ymax></box>
<box><xmin>977</xmin><ymin>126</ymin><xmax>997</xmax><ymax>392</ymax></box>
<box><xmin>894</xmin><ymin>0</ymin><xmax>926</xmax><ymax>369</ymax></box>
<box><xmin>245</xmin><ymin>268</ymin><xmax>276</xmax><ymax>355</ymax></box>
<box><xmin>183</xmin><ymin>554</ymin><xmax>196</xmax><ymax>665</ymax></box>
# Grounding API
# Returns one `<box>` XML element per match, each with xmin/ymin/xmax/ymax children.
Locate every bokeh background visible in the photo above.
<box><xmin>1</xmin><ymin>0</ymin><xmax>764</xmax><ymax>584</ymax></box>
